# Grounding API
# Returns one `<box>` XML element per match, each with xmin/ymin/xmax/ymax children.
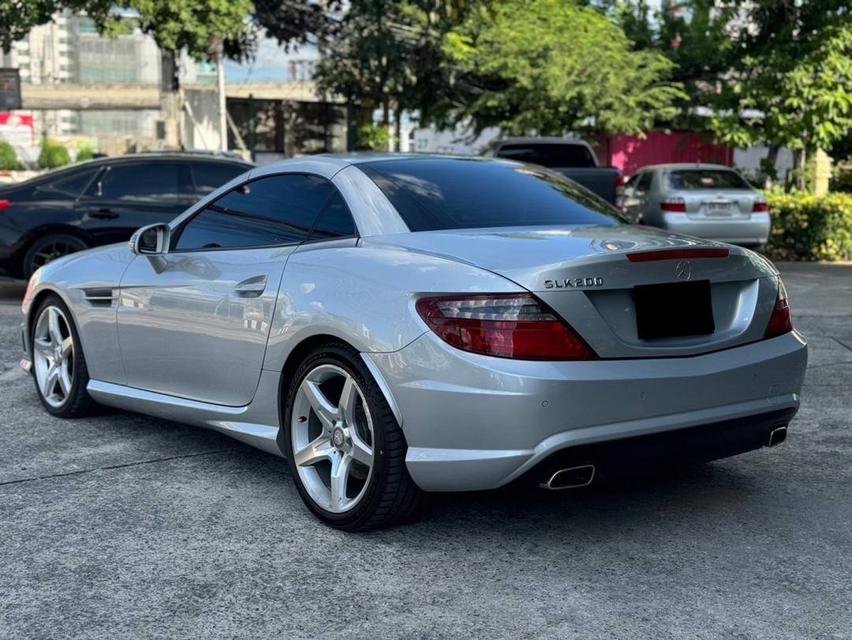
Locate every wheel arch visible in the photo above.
<box><xmin>17</xmin><ymin>226</ymin><xmax>94</xmax><ymax>277</ymax></box>
<box><xmin>275</xmin><ymin>333</ymin><xmax>405</xmax><ymax>452</ymax></box>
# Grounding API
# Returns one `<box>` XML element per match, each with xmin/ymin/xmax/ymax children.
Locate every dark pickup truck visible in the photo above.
<box><xmin>483</xmin><ymin>138</ymin><xmax>623</xmax><ymax>205</ymax></box>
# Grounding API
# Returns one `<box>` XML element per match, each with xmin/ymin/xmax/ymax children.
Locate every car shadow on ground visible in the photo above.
<box><xmin>90</xmin><ymin>405</ymin><xmax>760</xmax><ymax>537</ymax></box>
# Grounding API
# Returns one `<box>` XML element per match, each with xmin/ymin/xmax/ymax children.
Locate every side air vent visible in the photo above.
<box><xmin>82</xmin><ymin>288</ymin><xmax>116</xmax><ymax>307</ymax></box>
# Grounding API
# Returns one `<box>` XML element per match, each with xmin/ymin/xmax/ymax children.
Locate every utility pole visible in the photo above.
<box><xmin>211</xmin><ymin>37</ymin><xmax>228</xmax><ymax>152</ymax></box>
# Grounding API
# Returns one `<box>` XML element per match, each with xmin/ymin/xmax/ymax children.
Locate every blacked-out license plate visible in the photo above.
<box><xmin>634</xmin><ymin>280</ymin><xmax>715</xmax><ymax>340</ymax></box>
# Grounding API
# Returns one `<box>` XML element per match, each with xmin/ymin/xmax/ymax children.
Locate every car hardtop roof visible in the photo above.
<box><xmin>257</xmin><ymin>152</ymin><xmax>503</xmax><ymax>172</ymax></box>
<box><xmin>640</xmin><ymin>163</ymin><xmax>739</xmax><ymax>172</ymax></box>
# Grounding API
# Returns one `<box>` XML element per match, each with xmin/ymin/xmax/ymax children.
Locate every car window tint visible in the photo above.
<box><xmin>307</xmin><ymin>191</ymin><xmax>357</xmax><ymax>241</ymax></box>
<box><xmin>666</xmin><ymin>169</ymin><xmax>750</xmax><ymax>190</ymax></box>
<box><xmin>637</xmin><ymin>172</ymin><xmax>653</xmax><ymax>191</ymax></box>
<box><xmin>36</xmin><ymin>167</ymin><xmax>100</xmax><ymax>199</ymax></box>
<box><xmin>624</xmin><ymin>174</ymin><xmax>640</xmax><ymax>190</ymax></box>
<box><xmin>360</xmin><ymin>158</ymin><xmax>623</xmax><ymax>232</ymax></box>
<box><xmin>96</xmin><ymin>163</ymin><xmax>180</xmax><ymax>202</ymax></box>
<box><xmin>191</xmin><ymin>162</ymin><xmax>249</xmax><ymax>196</ymax></box>
<box><xmin>175</xmin><ymin>173</ymin><xmax>335</xmax><ymax>251</ymax></box>
<box><xmin>494</xmin><ymin>143</ymin><xmax>595</xmax><ymax>168</ymax></box>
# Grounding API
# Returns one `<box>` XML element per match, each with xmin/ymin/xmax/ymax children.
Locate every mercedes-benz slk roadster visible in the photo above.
<box><xmin>19</xmin><ymin>155</ymin><xmax>807</xmax><ymax>530</ymax></box>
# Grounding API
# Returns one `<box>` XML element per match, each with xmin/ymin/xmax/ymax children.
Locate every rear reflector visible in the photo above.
<box><xmin>415</xmin><ymin>293</ymin><xmax>596</xmax><ymax>360</ymax></box>
<box><xmin>661</xmin><ymin>198</ymin><xmax>687</xmax><ymax>213</ymax></box>
<box><xmin>627</xmin><ymin>248</ymin><xmax>730</xmax><ymax>262</ymax></box>
<box><xmin>765</xmin><ymin>278</ymin><xmax>793</xmax><ymax>339</ymax></box>
<box><xmin>0</xmin><ymin>200</ymin><xmax>10</xmax><ymax>214</ymax></box>
<box><xmin>752</xmin><ymin>201</ymin><xmax>769</xmax><ymax>213</ymax></box>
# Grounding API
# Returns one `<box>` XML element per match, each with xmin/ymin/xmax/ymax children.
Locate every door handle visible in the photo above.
<box><xmin>89</xmin><ymin>208</ymin><xmax>119</xmax><ymax>220</ymax></box>
<box><xmin>234</xmin><ymin>275</ymin><xmax>267</xmax><ymax>298</ymax></box>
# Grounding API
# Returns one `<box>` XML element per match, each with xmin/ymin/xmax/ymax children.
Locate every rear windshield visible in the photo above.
<box><xmin>665</xmin><ymin>169</ymin><xmax>750</xmax><ymax>190</ymax></box>
<box><xmin>493</xmin><ymin>143</ymin><xmax>596</xmax><ymax>168</ymax></box>
<box><xmin>359</xmin><ymin>158</ymin><xmax>622</xmax><ymax>232</ymax></box>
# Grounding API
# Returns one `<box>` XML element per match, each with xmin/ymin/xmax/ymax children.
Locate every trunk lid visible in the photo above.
<box><xmin>676</xmin><ymin>189</ymin><xmax>758</xmax><ymax>220</ymax></box>
<box><xmin>366</xmin><ymin>225</ymin><xmax>779</xmax><ymax>358</ymax></box>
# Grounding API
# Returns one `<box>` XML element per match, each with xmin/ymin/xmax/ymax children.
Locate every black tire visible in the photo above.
<box><xmin>23</xmin><ymin>234</ymin><xmax>88</xmax><ymax>278</ymax></box>
<box><xmin>30</xmin><ymin>294</ymin><xmax>96</xmax><ymax>418</ymax></box>
<box><xmin>281</xmin><ymin>342</ymin><xmax>426</xmax><ymax>531</ymax></box>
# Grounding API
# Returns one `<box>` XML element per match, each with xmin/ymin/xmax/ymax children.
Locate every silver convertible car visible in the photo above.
<box><xmin>19</xmin><ymin>155</ymin><xmax>807</xmax><ymax>530</ymax></box>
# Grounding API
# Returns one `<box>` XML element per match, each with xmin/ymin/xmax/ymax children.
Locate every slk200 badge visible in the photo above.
<box><xmin>544</xmin><ymin>277</ymin><xmax>604</xmax><ymax>289</ymax></box>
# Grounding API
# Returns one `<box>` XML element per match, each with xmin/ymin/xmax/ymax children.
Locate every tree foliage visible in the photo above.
<box><xmin>308</xmin><ymin>0</ymin><xmax>472</xmax><ymax>131</ymax></box>
<box><xmin>710</xmin><ymin>4</ymin><xmax>852</xmax><ymax>159</ymax></box>
<box><xmin>615</xmin><ymin>0</ymin><xmax>739</xmax><ymax>130</ymax></box>
<box><xmin>1</xmin><ymin>0</ymin><xmax>252</xmax><ymax>59</ymax></box>
<box><xmin>442</xmin><ymin>0</ymin><xmax>684</xmax><ymax>136</ymax></box>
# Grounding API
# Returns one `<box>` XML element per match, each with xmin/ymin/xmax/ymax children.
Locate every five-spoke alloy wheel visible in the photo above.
<box><xmin>32</xmin><ymin>305</ymin><xmax>76</xmax><ymax>408</ymax></box>
<box><xmin>291</xmin><ymin>364</ymin><xmax>375</xmax><ymax>514</ymax></box>
<box><xmin>30</xmin><ymin>295</ymin><xmax>94</xmax><ymax>417</ymax></box>
<box><xmin>283</xmin><ymin>343</ymin><xmax>424</xmax><ymax>531</ymax></box>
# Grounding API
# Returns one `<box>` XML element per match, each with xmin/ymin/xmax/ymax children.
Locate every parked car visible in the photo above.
<box><xmin>20</xmin><ymin>154</ymin><xmax>806</xmax><ymax>530</ymax></box>
<box><xmin>483</xmin><ymin>137</ymin><xmax>623</xmax><ymax>205</ymax></box>
<box><xmin>621</xmin><ymin>163</ymin><xmax>770</xmax><ymax>248</ymax></box>
<box><xmin>0</xmin><ymin>152</ymin><xmax>253</xmax><ymax>279</ymax></box>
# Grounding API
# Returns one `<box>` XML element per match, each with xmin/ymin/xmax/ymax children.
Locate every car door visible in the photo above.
<box><xmin>622</xmin><ymin>172</ymin><xmax>650</xmax><ymax>222</ymax></box>
<box><xmin>116</xmin><ymin>172</ymin><xmax>345</xmax><ymax>406</ymax></box>
<box><xmin>631</xmin><ymin>171</ymin><xmax>653</xmax><ymax>223</ymax></box>
<box><xmin>76</xmin><ymin>160</ymin><xmax>190</xmax><ymax>246</ymax></box>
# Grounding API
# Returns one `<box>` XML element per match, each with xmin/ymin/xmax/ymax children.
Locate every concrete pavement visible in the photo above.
<box><xmin>0</xmin><ymin>264</ymin><xmax>850</xmax><ymax>639</ymax></box>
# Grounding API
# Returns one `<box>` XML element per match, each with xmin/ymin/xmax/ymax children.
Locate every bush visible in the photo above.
<box><xmin>75</xmin><ymin>145</ymin><xmax>95</xmax><ymax>162</ymax></box>
<box><xmin>765</xmin><ymin>191</ymin><xmax>852</xmax><ymax>261</ymax></box>
<box><xmin>37</xmin><ymin>140</ymin><xmax>71</xmax><ymax>169</ymax></box>
<box><xmin>0</xmin><ymin>140</ymin><xmax>18</xmax><ymax>170</ymax></box>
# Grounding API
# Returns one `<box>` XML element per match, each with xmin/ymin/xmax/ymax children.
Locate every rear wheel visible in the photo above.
<box><xmin>24</xmin><ymin>234</ymin><xmax>88</xmax><ymax>278</ymax></box>
<box><xmin>30</xmin><ymin>294</ymin><xmax>95</xmax><ymax>418</ymax></box>
<box><xmin>282</xmin><ymin>343</ymin><xmax>425</xmax><ymax>531</ymax></box>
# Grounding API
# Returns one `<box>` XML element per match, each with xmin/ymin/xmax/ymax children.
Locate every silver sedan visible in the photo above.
<box><xmin>621</xmin><ymin>163</ymin><xmax>771</xmax><ymax>247</ymax></box>
<box><xmin>19</xmin><ymin>154</ymin><xmax>807</xmax><ymax>530</ymax></box>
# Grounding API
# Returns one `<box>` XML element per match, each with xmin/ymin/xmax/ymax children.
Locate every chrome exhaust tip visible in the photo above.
<box><xmin>541</xmin><ymin>464</ymin><xmax>596</xmax><ymax>490</ymax></box>
<box><xmin>768</xmin><ymin>426</ymin><xmax>787</xmax><ymax>447</ymax></box>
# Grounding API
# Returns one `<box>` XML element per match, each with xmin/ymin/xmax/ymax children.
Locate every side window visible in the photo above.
<box><xmin>35</xmin><ymin>167</ymin><xmax>101</xmax><ymax>200</ymax></box>
<box><xmin>191</xmin><ymin>162</ymin><xmax>249</xmax><ymax>197</ymax></box>
<box><xmin>174</xmin><ymin>173</ymin><xmax>338</xmax><ymax>251</ymax></box>
<box><xmin>624</xmin><ymin>174</ymin><xmax>640</xmax><ymax>191</ymax></box>
<box><xmin>636</xmin><ymin>172</ymin><xmax>653</xmax><ymax>193</ymax></box>
<box><xmin>92</xmin><ymin>162</ymin><xmax>180</xmax><ymax>203</ymax></box>
<box><xmin>307</xmin><ymin>191</ymin><xmax>357</xmax><ymax>241</ymax></box>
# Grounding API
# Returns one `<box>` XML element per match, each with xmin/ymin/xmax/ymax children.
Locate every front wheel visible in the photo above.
<box><xmin>30</xmin><ymin>294</ymin><xmax>95</xmax><ymax>418</ymax></box>
<box><xmin>282</xmin><ymin>343</ymin><xmax>425</xmax><ymax>531</ymax></box>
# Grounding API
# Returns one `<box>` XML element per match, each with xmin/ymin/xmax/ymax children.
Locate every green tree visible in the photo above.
<box><xmin>442</xmin><ymin>0</ymin><xmax>684</xmax><ymax>136</ymax></box>
<box><xmin>310</xmin><ymin>0</ymin><xmax>474</xmax><ymax>148</ymax></box>
<box><xmin>710</xmin><ymin>4</ymin><xmax>852</xmax><ymax>187</ymax></box>
<box><xmin>1</xmin><ymin>0</ymin><xmax>252</xmax><ymax>58</ymax></box>
<box><xmin>615</xmin><ymin>0</ymin><xmax>739</xmax><ymax>130</ymax></box>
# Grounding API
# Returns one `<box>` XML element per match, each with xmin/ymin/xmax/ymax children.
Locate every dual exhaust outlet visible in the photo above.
<box><xmin>541</xmin><ymin>426</ymin><xmax>788</xmax><ymax>491</ymax></box>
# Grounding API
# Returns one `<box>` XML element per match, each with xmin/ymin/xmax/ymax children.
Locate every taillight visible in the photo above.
<box><xmin>661</xmin><ymin>198</ymin><xmax>687</xmax><ymax>213</ymax></box>
<box><xmin>0</xmin><ymin>200</ymin><xmax>10</xmax><ymax>214</ymax></box>
<box><xmin>752</xmin><ymin>200</ymin><xmax>769</xmax><ymax>213</ymax></box>
<box><xmin>415</xmin><ymin>293</ymin><xmax>596</xmax><ymax>360</ymax></box>
<box><xmin>765</xmin><ymin>278</ymin><xmax>793</xmax><ymax>339</ymax></box>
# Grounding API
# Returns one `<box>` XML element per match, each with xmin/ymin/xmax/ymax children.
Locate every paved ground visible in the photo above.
<box><xmin>0</xmin><ymin>264</ymin><xmax>850</xmax><ymax>639</ymax></box>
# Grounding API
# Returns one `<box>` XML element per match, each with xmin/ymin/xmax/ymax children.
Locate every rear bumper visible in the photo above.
<box><xmin>659</xmin><ymin>212</ymin><xmax>770</xmax><ymax>245</ymax></box>
<box><xmin>517</xmin><ymin>407</ymin><xmax>796</xmax><ymax>487</ymax></box>
<box><xmin>368</xmin><ymin>330</ymin><xmax>807</xmax><ymax>492</ymax></box>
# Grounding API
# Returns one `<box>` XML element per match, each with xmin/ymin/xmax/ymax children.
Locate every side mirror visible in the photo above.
<box><xmin>130</xmin><ymin>223</ymin><xmax>171</xmax><ymax>256</ymax></box>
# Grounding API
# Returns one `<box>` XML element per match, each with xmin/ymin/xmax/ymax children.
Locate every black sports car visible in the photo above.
<box><xmin>0</xmin><ymin>152</ymin><xmax>252</xmax><ymax>278</ymax></box>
